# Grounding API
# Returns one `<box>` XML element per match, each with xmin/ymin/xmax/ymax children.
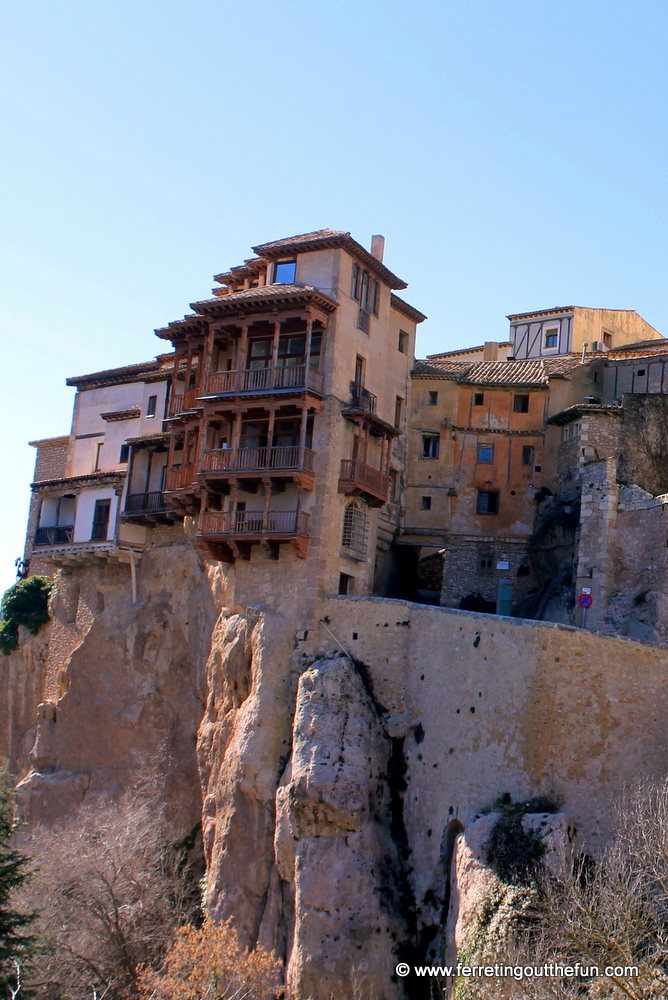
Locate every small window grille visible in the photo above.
<box><xmin>341</xmin><ymin>503</ymin><xmax>369</xmax><ymax>561</ymax></box>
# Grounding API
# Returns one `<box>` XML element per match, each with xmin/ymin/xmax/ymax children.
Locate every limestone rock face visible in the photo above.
<box><xmin>0</xmin><ymin>623</ymin><xmax>50</xmax><ymax>779</ymax></box>
<box><xmin>279</xmin><ymin>654</ymin><xmax>407</xmax><ymax>1000</ymax></box>
<box><xmin>197</xmin><ymin>610</ymin><xmax>296</xmax><ymax>948</ymax></box>
<box><xmin>12</xmin><ymin>529</ymin><xmax>219</xmax><ymax>839</ymax></box>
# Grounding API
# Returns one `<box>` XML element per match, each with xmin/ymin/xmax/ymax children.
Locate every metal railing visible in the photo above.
<box><xmin>349</xmin><ymin>383</ymin><xmax>377</xmax><ymax>413</ymax></box>
<box><xmin>339</xmin><ymin>459</ymin><xmax>388</xmax><ymax>498</ymax></box>
<box><xmin>201</xmin><ymin>446</ymin><xmax>315</xmax><ymax>474</ymax></box>
<box><xmin>165</xmin><ymin>465</ymin><xmax>196</xmax><ymax>490</ymax></box>
<box><xmin>206</xmin><ymin>364</ymin><xmax>324</xmax><ymax>397</ymax></box>
<box><xmin>34</xmin><ymin>525</ymin><xmax>74</xmax><ymax>546</ymax></box>
<box><xmin>199</xmin><ymin>509</ymin><xmax>310</xmax><ymax>537</ymax></box>
<box><xmin>124</xmin><ymin>491</ymin><xmax>166</xmax><ymax>513</ymax></box>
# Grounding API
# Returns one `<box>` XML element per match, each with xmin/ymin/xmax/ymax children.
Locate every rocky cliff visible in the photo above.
<box><xmin>5</xmin><ymin>527</ymin><xmax>668</xmax><ymax>999</ymax></box>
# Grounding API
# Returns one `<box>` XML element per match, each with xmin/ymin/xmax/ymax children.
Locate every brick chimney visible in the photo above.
<box><xmin>483</xmin><ymin>341</ymin><xmax>499</xmax><ymax>361</ymax></box>
<box><xmin>370</xmin><ymin>235</ymin><xmax>385</xmax><ymax>262</ymax></box>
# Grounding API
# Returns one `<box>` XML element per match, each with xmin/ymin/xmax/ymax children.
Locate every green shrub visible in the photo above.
<box><xmin>0</xmin><ymin>577</ymin><xmax>53</xmax><ymax>656</ymax></box>
<box><xmin>483</xmin><ymin>793</ymin><xmax>562</xmax><ymax>885</ymax></box>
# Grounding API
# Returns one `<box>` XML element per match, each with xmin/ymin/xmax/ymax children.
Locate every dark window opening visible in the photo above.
<box><xmin>339</xmin><ymin>572</ymin><xmax>354</xmax><ymax>595</ymax></box>
<box><xmin>422</xmin><ymin>434</ymin><xmax>440</xmax><ymax>459</ymax></box>
<box><xmin>352</xmin><ymin>263</ymin><xmax>380</xmax><ymax>316</ymax></box>
<box><xmin>478</xmin><ymin>552</ymin><xmax>494</xmax><ymax>573</ymax></box>
<box><xmin>146</xmin><ymin>395</ymin><xmax>157</xmax><ymax>417</ymax></box>
<box><xmin>398</xmin><ymin>330</ymin><xmax>409</xmax><ymax>354</ymax></box>
<box><xmin>637</xmin><ymin>369</ymin><xmax>646</xmax><ymax>377</ymax></box>
<box><xmin>474</xmin><ymin>392</ymin><xmax>484</xmax><ymax>406</ymax></box>
<box><xmin>421</xmin><ymin>496</ymin><xmax>432</xmax><ymax>510</ymax></box>
<box><xmin>521</xmin><ymin>445</ymin><xmax>534</xmax><ymax>466</ymax></box>
<box><xmin>94</xmin><ymin>442</ymin><xmax>103</xmax><ymax>472</ymax></box>
<box><xmin>394</xmin><ymin>396</ymin><xmax>403</xmax><ymax>429</ymax></box>
<box><xmin>514</xmin><ymin>394</ymin><xmax>529</xmax><ymax>413</ymax></box>
<box><xmin>91</xmin><ymin>499</ymin><xmax>111</xmax><ymax>541</ymax></box>
<box><xmin>603</xmin><ymin>332</ymin><xmax>612</xmax><ymax>347</ymax></box>
<box><xmin>119</xmin><ymin>444</ymin><xmax>129</xmax><ymax>463</ymax></box>
<box><xmin>477</xmin><ymin>490</ymin><xmax>499</xmax><ymax>514</ymax></box>
<box><xmin>428</xmin><ymin>391</ymin><xmax>438</xmax><ymax>405</ymax></box>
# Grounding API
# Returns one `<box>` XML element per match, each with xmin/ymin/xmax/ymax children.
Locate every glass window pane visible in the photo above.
<box><xmin>274</xmin><ymin>260</ymin><xmax>296</xmax><ymax>283</ymax></box>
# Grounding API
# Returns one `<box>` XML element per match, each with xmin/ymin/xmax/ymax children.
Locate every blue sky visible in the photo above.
<box><xmin>2</xmin><ymin>0</ymin><xmax>668</xmax><ymax>596</ymax></box>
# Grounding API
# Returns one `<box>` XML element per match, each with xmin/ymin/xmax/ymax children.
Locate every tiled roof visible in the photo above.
<box><xmin>607</xmin><ymin>338</ymin><xmax>668</xmax><ymax>354</ymax></box>
<box><xmin>67</xmin><ymin>357</ymin><xmax>174</xmax><ymax>388</ymax></box>
<box><xmin>427</xmin><ymin>342</ymin><xmax>512</xmax><ymax>359</ymax></box>
<box><xmin>251</xmin><ymin>230</ymin><xmax>408</xmax><ymax>290</ymax></box>
<box><xmin>412</xmin><ymin>360</ymin><xmax>472</xmax><ymax>379</ymax></box>
<box><xmin>412</xmin><ymin>355</ymin><xmax>588</xmax><ymax>387</ymax></box>
<box><xmin>507</xmin><ymin>306</ymin><xmax>576</xmax><ymax>320</ymax></box>
<box><xmin>459</xmin><ymin>360</ymin><xmax>549</xmax><ymax>387</ymax></box>
<box><xmin>189</xmin><ymin>284</ymin><xmax>338</xmax><ymax>314</ymax></box>
<box><xmin>390</xmin><ymin>294</ymin><xmax>427</xmax><ymax>323</ymax></box>
<box><xmin>253</xmin><ymin>229</ymin><xmax>347</xmax><ymax>252</ymax></box>
<box><xmin>543</xmin><ymin>355</ymin><xmax>588</xmax><ymax>376</ymax></box>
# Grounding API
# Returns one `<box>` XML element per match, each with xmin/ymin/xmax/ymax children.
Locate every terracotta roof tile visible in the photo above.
<box><xmin>189</xmin><ymin>284</ymin><xmax>338</xmax><ymax>313</ymax></box>
<box><xmin>390</xmin><ymin>294</ymin><xmax>427</xmax><ymax>323</ymax></box>
<box><xmin>459</xmin><ymin>360</ymin><xmax>549</xmax><ymax>387</ymax></box>
<box><xmin>412</xmin><ymin>360</ymin><xmax>472</xmax><ymax>379</ymax></box>
<box><xmin>253</xmin><ymin>229</ymin><xmax>348</xmax><ymax>252</ymax></box>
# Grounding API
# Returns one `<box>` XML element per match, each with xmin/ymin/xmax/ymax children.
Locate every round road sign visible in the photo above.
<box><xmin>578</xmin><ymin>593</ymin><xmax>593</xmax><ymax>608</ymax></box>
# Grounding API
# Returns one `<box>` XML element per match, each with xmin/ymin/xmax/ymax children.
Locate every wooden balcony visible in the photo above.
<box><xmin>200</xmin><ymin>445</ymin><xmax>315</xmax><ymax>487</ymax></box>
<box><xmin>169</xmin><ymin>388</ymin><xmax>201</xmax><ymax>416</ymax></box>
<box><xmin>164</xmin><ymin>465</ymin><xmax>197</xmax><ymax>491</ymax></box>
<box><xmin>205</xmin><ymin>364</ymin><xmax>324</xmax><ymax>398</ymax></box>
<box><xmin>338</xmin><ymin>459</ymin><xmax>389</xmax><ymax>507</ymax></box>
<box><xmin>122</xmin><ymin>491</ymin><xmax>175</xmax><ymax>524</ymax></box>
<box><xmin>34</xmin><ymin>525</ymin><xmax>74</xmax><ymax>546</ymax></box>
<box><xmin>198</xmin><ymin>508</ymin><xmax>310</xmax><ymax>560</ymax></box>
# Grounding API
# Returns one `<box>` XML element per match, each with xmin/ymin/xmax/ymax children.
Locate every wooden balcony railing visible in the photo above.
<box><xmin>348</xmin><ymin>383</ymin><xmax>377</xmax><ymax>413</ymax></box>
<box><xmin>201</xmin><ymin>446</ymin><xmax>315</xmax><ymax>474</ymax></box>
<box><xmin>206</xmin><ymin>365</ymin><xmax>324</xmax><ymax>397</ymax></box>
<box><xmin>165</xmin><ymin>465</ymin><xmax>197</xmax><ymax>490</ymax></box>
<box><xmin>124</xmin><ymin>491</ymin><xmax>167</xmax><ymax>513</ymax></box>
<box><xmin>339</xmin><ymin>459</ymin><xmax>389</xmax><ymax>500</ymax></box>
<box><xmin>34</xmin><ymin>525</ymin><xmax>74</xmax><ymax>546</ymax></box>
<box><xmin>169</xmin><ymin>388</ymin><xmax>201</xmax><ymax>415</ymax></box>
<box><xmin>199</xmin><ymin>509</ymin><xmax>310</xmax><ymax>537</ymax></box>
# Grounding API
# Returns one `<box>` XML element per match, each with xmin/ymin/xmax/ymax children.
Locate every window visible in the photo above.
<box><xmin>561</xmin><ymin>420</ymin><xmax>582</xmax><ymax>441</ymax></box>
<box><xmin>428</xmin><ymin>391</ymin><xmax>438</xmax><ymax>405</ymax></box>
<box><xmin>94</xmin><ymin>442</ymin><xmax>103</xmax><ymax>472</ymax></box>
<box><xmin>146</xmin><ymin>395</ymin><xmax>157</xmax><ymax>417</ymax></box>
<box><xmin>91</xmin><ymin>499</ymin><xmax>111</xmax><ymax>541</ymax></box>
<box><xmin>341</xmin><ymin>503</ymin><xmax>369</xmax><ymax>561</ymax></box>
<box><xmin>478</xmin><ymin>551</ymin><xmax>494</xmax><ymax>573</ymax></box>
<box><xmin>476</xmin><ymin>490</ymin><xmax>499</xmax><ymax>514</ymax></box>
<box><xmin>352</xmin><ymin>262</ymin><xmax>380</xmax><ymax>321</ymax></box>
<box><xmin>422</xmin><ymin>434</ymin><xmax>440</xmax><ymax>459</ymax></box>
<box><xmin>474</xmin><ymin>392</ymin><xmax>484</xmax><ymax>406</ymax></box>
<box><xmin>394</xmin><ymin>396</ymin><xmax>403</xmax><ymax>429</ymax></box>
<box><xmin>521</xmin><ymin>445</ymin><xmax>534</xmax><ymax>466</ymax></box>
<box><xmin>637</xmin><ymin>369</ymin><xmax>646</xmax><ymax>377</ymax></box>
<box><xmin>273</xmin><ymin>259</ymin><xmax>297</xmax><ymax>284</ymax></box>
<box><xmin>603</xmin><ymin>332</ymin><xmax>613</xmax><ymax>348</ymax></box>
<box><xmin>398</xmin><ymin>330</ymin><xmax>409</xmax><ymax>354</ymax></box>
<box><xmin>514</xmin><ymin>394</ymin><xmax>529</xmax><ymax>413</ymax></box>
<box><xmin>354</xmin><ymin>355</ymin><xmax>365</xmax><ymax>388</ymax></box>
<box><xmin>544</xmin><ymin>327</ymin><xmax>558</xmax><ymax>349</ymax></box>
<box><xmin>119</xmin><ymin>444</ymin><xmax>130</xmax><ymax>463</ymax></box>
<box><xmin>339</xmin><ymin>573</ymin><xmax>354</xmax><ymax>595</ymax></box>
<box><xmin>389</xmin><ymin>468</ymin><xmax>399</xmax><ymax>502</ymax></box>
<box><xmin>477</xmin><ymin>443</ymin><xmax>494</xmax><ymax>463</ymax></box>
<box><xmin>421</xmin><ymin>496</ymin><xmax>432</xmax><ymax>510</ymax></box>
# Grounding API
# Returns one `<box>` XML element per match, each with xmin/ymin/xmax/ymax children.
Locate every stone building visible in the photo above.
<box><xmin>24</xmin><ymin>230</ymin><xmax>426</xmax><ymax>613</ymax></box>
<box><xmin>401</xmin><ymin>353</ymin><xmax>599</xmax><ymax>611</ymax></box>
<box><xmin>26</xmin><ymin>355</ymin><xmax>177</xmax><ymax>576</ymax></box>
